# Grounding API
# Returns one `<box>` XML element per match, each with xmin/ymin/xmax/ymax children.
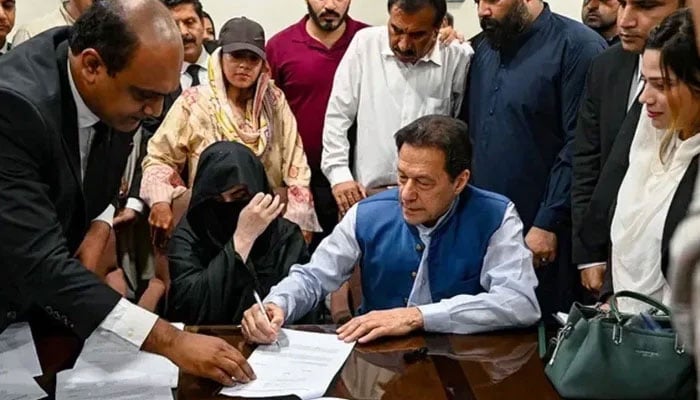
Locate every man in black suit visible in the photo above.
<box><xmin>0</xmin><ymin>0</ymin><xmax>15</xmax><ymax>55</ymax></box>
<box><xmin>572</xmin><ymin>0</ymin><xmax>684</xmax><ymax>296</ymax></box>
<box><xmin>0</xmin><ymin>0</ymin><xmax>254</xmax><ymax>386</ymax></box>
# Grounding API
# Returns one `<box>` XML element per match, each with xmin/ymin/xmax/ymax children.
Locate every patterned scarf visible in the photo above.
<box><xmin>206</xmin><ymin>48</ymin><xmax>277</xmax><ymax>156</ymax></box>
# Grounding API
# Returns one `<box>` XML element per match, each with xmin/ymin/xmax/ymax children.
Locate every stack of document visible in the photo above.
<box><xmin>55</xmin><ymin>323</ymin><xmax>184</xmax><ymax>400</ymax></box>
<box><xmin>0</xmin><ymin>323</ymin><xmax>47</xmax><ymax>400</ymax></box>
<box><xmin>220</xmin><ymin>329</ymin><xmax>355</xmax><ymax>400</ymax></box>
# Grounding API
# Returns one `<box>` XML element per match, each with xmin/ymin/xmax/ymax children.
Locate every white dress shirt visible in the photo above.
<box><xmin>627</xmin><ymin>55</ymin><xmax>644</xmax><ymax>111</ymax></box>
<box><xmin>266</xmin><ymin>201</ymin><xmax>541</xmax><ymax>334</ymax></box>
<box><xmin>180</xmin><ymin>47</ymin><xmax>209</xmax><ymax>90</ymax></box>
<box><xmin>321</xmin><ymin>27</ymin><xmax>472</xmax><ymax>189</ymax></box>
<box><xmin>68</xmin><ymin>61</ymin><xmax>158</xmax><ymax>348</ymax></box>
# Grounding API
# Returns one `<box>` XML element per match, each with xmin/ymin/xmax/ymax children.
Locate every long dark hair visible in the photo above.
<box><xmin>646</xmin><ymin>8</ymin><xmax>700</xmax><ymax>157</ymax></box>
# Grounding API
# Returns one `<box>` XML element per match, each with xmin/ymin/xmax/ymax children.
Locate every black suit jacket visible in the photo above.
<box><xmin>572</xmin><ymin>44</ymin><xmax>639</xmax><ymax>264</ymax></box>
<box><xmin>0</xmin><ymin>28</ymin><xmax>133</xmax><ymax>338</ymax></box>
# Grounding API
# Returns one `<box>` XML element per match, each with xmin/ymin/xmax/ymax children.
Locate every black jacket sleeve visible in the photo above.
<box><xmin>572</xmin><ymin>60</ymin><xmax>609</xmax><ymax>264</ymax></box>
<box><xmin>166</xmin><ymin>220</ymin><xmax>309</xmax><ymax>325</ymax></box>
<box><xmin>127</xmin><ymin>128</ymin><xmax>150</xmax><ymax>201</ymax></box>
<box><xmin>0</xmin><ymin>91</ymin><xmax>121</xmax><ymax>339</ymax></box>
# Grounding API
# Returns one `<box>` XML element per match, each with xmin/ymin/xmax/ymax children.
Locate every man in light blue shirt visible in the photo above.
<box><xmin>242</xmin><ymin>115</ymin><xmax>541</xmax><ymax>344</ymax></box>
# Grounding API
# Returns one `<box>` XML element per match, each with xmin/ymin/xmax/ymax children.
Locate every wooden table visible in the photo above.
<box><xmin>178</xmin><ymin>325</ymin><xmax>562</xmax><ymax>400</ymax></box>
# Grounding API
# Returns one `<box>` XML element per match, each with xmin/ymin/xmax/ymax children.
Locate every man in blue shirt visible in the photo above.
<box><xmin>241</xmin><ymin>115</ymin><xmax>540</xmax><ymax>344</ymax></box>
<box><xmin>465</xmin><ymin>1</ymin><xmax>606</xmax><ymax>316</ymax></box>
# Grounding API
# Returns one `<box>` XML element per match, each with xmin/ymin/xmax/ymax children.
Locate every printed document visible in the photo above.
<box><xmin>220</xmin><ymin>329</ymin><xmax>355</xmax><ymax>399</ymax></box>
<box><xmin>0</xmin><ymin>323</ymin><xmax>42</xmax><ymax>376</ymax></box>
<box><xmin>72</xmin><ymin>322</ymin><xmax>183</xmax><ymax>388</ymax></box>
<box><xmin>0</xmin><ymin>368</ymin><xmax>46</xmax><ymax>400</ymax></box>
<box><xmin>56</xmin><ymin>367</ymin><xmax>172</xmax><ymax>400</ymax></box>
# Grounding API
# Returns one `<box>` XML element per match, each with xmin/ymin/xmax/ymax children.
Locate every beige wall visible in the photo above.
<box><xmin>200</xmin><ymin>0</ymin><xmax>584</xmax><ymax>39</ymax></box>
<box><xmin>11</xmin><ymin>0</ymin><xmax>584</xmax><ymax>42</ymax></box>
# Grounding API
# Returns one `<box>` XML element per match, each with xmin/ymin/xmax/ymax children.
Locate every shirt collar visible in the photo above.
<box><xmin>67</xmin><ymin>58</ymin><xmax>100</xmax><ymax>129</ymax></box>
<box><xmin>181</xmin><ymin>47</ymin><xmax>208</xmax><ymax>73</ymax></box>
<box><xmin>0</xmin><ymin>40</ymin><xmax>9</xmax><ymax>55</ymax></box>
<box><xmin>381</xmin><ymin>31</ymin><xmax>442</xmax><ymax>66</ymax></box>
<box><xmin>501</xmin><ymin>3</ymin><xmax>552</xmax><ymax>54</ymax></box>
<box><xmin>635</xmin><ymin>54</ymin><xmax>643</xmax><ymax>83</ymax></box>
<box><xmin>415</xmin><ymin>197</ymin><xmax>458</xmax><ymax>236</ymax></box>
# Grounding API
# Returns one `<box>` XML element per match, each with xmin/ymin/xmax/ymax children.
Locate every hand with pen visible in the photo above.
<box><xmin>241</xmin><ymin>301</ymin><xmax>286</xmax><ymax>344</ymax></box>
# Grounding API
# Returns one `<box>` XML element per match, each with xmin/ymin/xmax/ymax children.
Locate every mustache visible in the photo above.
<box><xmin>319</xmin><ymin>10</ymin><xmax>340</xmax><ymax>19</ymax></box>
<box><xmin>479</xmin><ymin>17</ymin><xmax>500</xmax><ymax>31</ymax></box>
<box><xmin>182</xmin><ymin>35</ymin><xmax>196</xmax><ymax>44</ymax></box>
<box><xmin>392</xmin><ymin>48</ymin><xmax>416</xmax><ymax>58</ymax></box>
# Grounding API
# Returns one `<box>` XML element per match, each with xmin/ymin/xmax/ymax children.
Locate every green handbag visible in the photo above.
<box><xmin>545</xmin><ymin>291</ymin><xmax>696</xmax><ymax>400</ymax></box>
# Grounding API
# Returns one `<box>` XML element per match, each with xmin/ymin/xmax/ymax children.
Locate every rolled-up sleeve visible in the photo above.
<box><xmin>320</xmin><ymin>35</ymin><xmax>362</xmax><ymax>187</ymax></box>
<box><xmin>418</xmin><ymin>203</ymin><xmax>541</xmax><ymax>333</ymax></box>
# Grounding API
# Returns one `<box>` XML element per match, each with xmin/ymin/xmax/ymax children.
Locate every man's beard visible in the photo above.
<box><xmin>480</xmin><ymin>1</ymin><xmax>530</xmax><ymax>49</ymax></box>
<box><xmin>586</xmin><ymin>16</ymin><xmax>617</xmax><ymax>36</ymax></box>
<box><xmin>307</xmin><ymin>2</ymin><xmax>348</xmax><ymax>32</ymax></box>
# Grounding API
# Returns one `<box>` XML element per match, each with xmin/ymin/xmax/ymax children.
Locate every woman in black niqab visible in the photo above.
<box><xmin>166</xmin><ymin>141</ymin><xmax>309</xmax><ymax>325</ymax></box>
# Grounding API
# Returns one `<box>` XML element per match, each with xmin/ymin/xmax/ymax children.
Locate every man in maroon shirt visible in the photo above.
<box><xmin>266</xmin><ymin>0</ymin><xmax>368</xmax><ymax>250</ymax></box>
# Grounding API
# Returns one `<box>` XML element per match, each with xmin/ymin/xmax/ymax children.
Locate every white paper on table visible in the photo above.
<box><xmin>220</xmin><ymin>329</ymin><xmax>355</xmax><ymax>400</ymax></box>
<box><xmin>0</xmin><ymin>323</ymin><xmax>42</xmax><ymax>377</ymax></box>
<box><xmin>72</xmin><ymin>322</ymin><xmax>184</xmax><ymax>388</ymax></box>
<box><xmin>56</xmin><ymin>367</ymin><xmax>173</xmax><ymax>400</ymax></box>
<box><xmin>0</xmin><ymin>368</ymin><xmax>47</xmax><ymax>400</ymax></box>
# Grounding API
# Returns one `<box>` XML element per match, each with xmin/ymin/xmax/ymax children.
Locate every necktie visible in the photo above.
<box><xmin>83</xmin><ymin>122</ymin><xmax>110</xmax><ymax>216</ymax></box>
<box><xmin>186</xmin><ymin>64</ymin><xmax>201</xmax><ymax>87</ymax></box>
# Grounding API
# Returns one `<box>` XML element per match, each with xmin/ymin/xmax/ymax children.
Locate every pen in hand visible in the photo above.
<box><xmin>253</xmin><ymin>291</ymin><xmax>280</xmax><ymax>347</ymax></box>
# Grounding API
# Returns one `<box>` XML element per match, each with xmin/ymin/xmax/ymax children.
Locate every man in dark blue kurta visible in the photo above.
<box><xmin>465</xmin><ymin>0</ymin><xmax>605</xmax><ymax>316</ymax></box>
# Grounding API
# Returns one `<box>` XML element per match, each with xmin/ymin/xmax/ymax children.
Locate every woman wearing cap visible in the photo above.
<box><xmin>141</xmin><ymin>17</ymin><xmax>321</xmax><ymax>250</ymax></box>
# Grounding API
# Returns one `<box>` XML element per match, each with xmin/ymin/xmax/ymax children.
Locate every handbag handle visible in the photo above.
<box><xmin>609</xmin><ymin>290</ymin><xmax>671</xmax><ymax>321</ymax></box>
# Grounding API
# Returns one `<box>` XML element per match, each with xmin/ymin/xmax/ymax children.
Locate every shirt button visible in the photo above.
<box><xmin>489</xmin><ymin>109</ymin><xmax>494</xmax><ymax>116</ymax></box>
<box><xmin>411</xmin><ymin>271</ymin><xmax>417</xmax><ymax>279</ymax></box>
<box><xmin>6</xmin><ymin>311</ymin><xmax>16</xmax><ymax>321</ymax></box>
<box><xmin>494</xmin><ymin>86</ymin><xmax>500</xmax><ymax>92</ymax></box>
<box><xmin>415</xmin><ymin>243</ymin><xmax>424</xmax><ymax>252</ymax></box>
<box><xmin>127</xmin><ymin>328</ymin><xmax>134</xmax><ymax>338</ymax></box>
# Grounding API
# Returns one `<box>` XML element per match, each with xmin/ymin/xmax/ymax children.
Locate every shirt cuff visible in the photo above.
<box><xmin>533</xmin><ymin>207</ymin><xmax>565</xmax><ymax>232</ymax></box>
<box><xmin>92</xmin><ymin>204</ymin><xmax>116</xmax><ymax>228</ymax></box>
<box><xmin>326</xmin><ymin>167</ymin><xmax>355</xmax><ymax>188</ymax></box>
<box><xmin>416</xmin><ymin>302</ymin><xmax>450</xmax><ymax>333</ymax></box>
<box><xmin>578</xmin><ymin>262</ymin><xmax>606</xmax><ymax>270</ymax></box>
<box><xmin>98</xmin><ymin>298</ymin><xmax>159</xmax><ymax>349</ymax></box>
<box><xmin>126</xmin><ymin>197</ymin><xmax>145</xmax><ymax>214</ymax></box>
<box><xmin>264</xmin><ymin>294</ymin><xmax>291</xmax><ymax>324</ymax></box>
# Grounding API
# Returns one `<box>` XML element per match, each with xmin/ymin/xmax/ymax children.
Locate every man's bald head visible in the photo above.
<box><xmin>69</xmin><ymin>0</ymin><xmax>182</xmax><ymax>75</ymax></box>
<box><xmin>68</xmin><ymin>0</ymin><xmax>184</xmax><ymax>132</ymax></box>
